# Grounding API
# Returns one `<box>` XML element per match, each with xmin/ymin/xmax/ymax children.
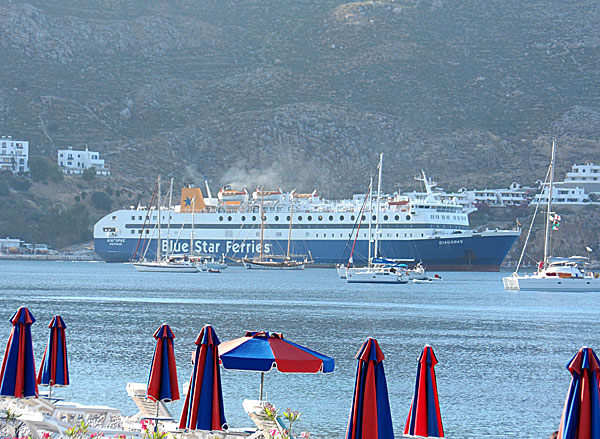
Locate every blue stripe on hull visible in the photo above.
<box><xmin>95</xmin><ymin>234</ymin><xmax>518</xmax><ymax>271</ymax></box>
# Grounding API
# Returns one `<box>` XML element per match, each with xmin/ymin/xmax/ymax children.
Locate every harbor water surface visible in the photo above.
<box><xmin>1</xmin><ymin>260</ymin><xmax>598</xmax><ymax>438</ymax></box>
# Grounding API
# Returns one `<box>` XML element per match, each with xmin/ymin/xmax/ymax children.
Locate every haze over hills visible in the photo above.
<box><xmin>1</xmin><ymin>0</ymin><xmax>600</xmax><ymax>251</ymax></box>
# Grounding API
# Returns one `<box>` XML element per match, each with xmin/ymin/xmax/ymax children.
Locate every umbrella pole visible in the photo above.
<box><xmin>48</xmin><ymin>385</ymin><xmax>52</xmax><ymax>400</ymax></box>
<box><xmin>260</xmin><ymin>372</ymin><xmax>264</xmax><ymax>401</ymax></box>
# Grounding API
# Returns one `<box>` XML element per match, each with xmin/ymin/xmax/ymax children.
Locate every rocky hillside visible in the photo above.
<box><xmin>2</xmin><ymin>0</ymin><xmax>600</xmax><ymax>192</ymax></box>
<box><xmin>1</xmin><ymin>0</ymin><xmax>600</xmax><ymax>249</ymax></box>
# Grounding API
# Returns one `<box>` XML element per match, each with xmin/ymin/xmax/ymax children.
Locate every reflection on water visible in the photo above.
<box><xmin>1</xmin><ymin>260</ymin><xmax>598</xmax><ymax>438</ymax></box>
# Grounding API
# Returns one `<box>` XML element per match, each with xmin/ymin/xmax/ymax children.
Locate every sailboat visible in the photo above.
<box><xmin>503</xmin><ymin>141</ymin><xmax>600</xmax><ymax>291</ymax></box>
<box><xmin>345</xmin><ymin>153</ymin><xmax>409</xmax><ymax>284</ymax></box>
<box><xmin>133</xmin><ymin>177</ymin><xmax>199</xmax><ymax>273</ymax></box>
<box><xmin>239</xmin><ymin>188</ymin><xmax>312</xmax><ymax>270</ymax></box>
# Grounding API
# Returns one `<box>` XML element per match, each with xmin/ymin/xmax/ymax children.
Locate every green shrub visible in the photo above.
<box><xmin>82</xmin><ymin>167</ymin><xmax>96</xmax><ymax>182</ymax></box>
<box><xmin>29</xmin><ymin>156</ymin><xmax>64</xmax><ymax>183</ymax></box>
<box><xmin>8</xmin><ymin>177</ymin><xmax>31</xmax><ymax>192</ymax></box>
<box><xmin>0</xmin><ymin>179</ymin><xmax>9</xmax><ymax>196</ymax></box>
<box><xmin>91</xmin><ymin>191</ymin><xmax>112</xmax><ymax>210</ymax></box>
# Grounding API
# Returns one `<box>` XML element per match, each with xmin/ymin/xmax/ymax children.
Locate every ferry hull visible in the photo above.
<box><xmin>94</xmin><ymin>233</ymin><xmax>518</xmax><ymax>271</ymax></box>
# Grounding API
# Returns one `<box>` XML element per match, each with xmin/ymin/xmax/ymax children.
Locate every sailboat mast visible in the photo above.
<box><xmin>157</xmin><ymin>176</ymin><xmax>162</xmax><ymax>261</ymax></box>
<box><xmin>543</xmin><ymin>140</ymin><xmax>556</xmax><ymax>268</ymax></box>
<box><xmin>259</xmin><ymin>189</ymin><xmax>265</xmax><ymax>261</ymax></box>
<box><xmin>191</xmin><ymin>194</ymin><xmax>195</xmax><ymax>257</ymax></box>
<box><xmin>374</xmin><ymin>153</ymin><xmax>383</xmax><ymax>260</ymax></box>
<box><xmin>166</xmin><ymin>178</ymin><xmax>173</xmax><ymax>259</ymax></box>
<box><xmin>287</xmin><ymin>196</ymin><xmax>293</xmax><ymax>259</ymax></box>
<box><xmin>367</xmin><ymin>177</ymin><xmax>373</xmax><ymax>264</ymax></box>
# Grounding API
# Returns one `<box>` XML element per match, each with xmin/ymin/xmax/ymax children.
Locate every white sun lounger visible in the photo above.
<box><xmin>0</xmin><ymin>398</ymin><xmax>140</xmax><ymax>439</ymax></box>
<box><xmin>126</xmin><ymin>382</ymin><xmax>174</xmax><ymax>422</ymax></box>
<box><xmin>1</xmin><ymin>396</ymin><xmax>121</xmax><ymax>429</ymax></box>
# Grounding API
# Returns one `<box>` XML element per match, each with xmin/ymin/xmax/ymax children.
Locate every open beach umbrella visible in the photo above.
<box><xmin>346</xmin><ymin>337</ymin><xmax>394</xmax><ymax>439</ymax></box>
<box><xmin>404</xmin><ymin>345</ymin><xmax>444</xmax><ymax>438</ymax></box>
<box><xmin>179</xmin><ymin>325</ymin><xmax>226</xmax><ymax>431</ymax></box>
<box><xmin>557</xmin><ymin>346</ymin><xmax>600</xmax><ymax>439</ymax></box>
<box><xmin>37</xmin><ymin>315</ymin><xmax>69</xmax><ymax>398</ymax></box>
<box><xmin>147</xmin><ymin>324</ymin><xmax>179</xmax><ymax>403</ymax></box>
<box><xmin>0</xmin><ymin>307</ymin><xmax>38</xmax><ymax>398</ymax></box>
<box><xmin>218</xmin><ymin>331</ymin><xmax>335</xmax><ymax>400</ymax></box>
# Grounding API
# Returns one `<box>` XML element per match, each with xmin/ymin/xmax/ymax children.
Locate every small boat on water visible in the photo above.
<box><xmin>133</xmin><ymin>259</ymin><xmax>199</xmax><ymax>273</ymax></box>
<box><xmin>195</xmin><ymin>255</ymin><xmax>228</xmax><ymax>272</ymax></box>
<box><xmin>503</xmin><ymin>141</ymin><xmax>600</xmax><ymax>292</ymax></box>
<box><xmin>133</xmin><ymin>177</ymin><xmax>200</xmax><ymax>273</ymax></box>
<box><xmin>236</xmin><ymin>187</ymin><xmax>312</xmax><ymax>270</ymax></box>
<box><xmin>343</xmin><ymin>153</ymin><xmax>409</xmax><ymax>284</ymax></box>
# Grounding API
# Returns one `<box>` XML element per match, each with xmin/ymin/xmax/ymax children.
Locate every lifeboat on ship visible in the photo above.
<box><xmin>291</xmin><ymin>190</ymin><xmax>319</xmax><ymax>200</ymax></box>
<box><xmin>218</xmin><ymin>186</ymin><xmax>249</xmax><ymax>204</ymax></box>
<box><xmin>388</xmin><ymin>196</ymin><xmax>410</xmax><ymax>210</ymax></box>
<box><xmin>252</xmin><ymin>188</ymin><xmax>284</xmax><ymax>202</ymax></box>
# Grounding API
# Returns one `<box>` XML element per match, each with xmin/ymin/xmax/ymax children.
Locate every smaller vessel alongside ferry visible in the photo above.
<box><xmin>344</xmin><ymin>154</ymin><xmax>409</xmax><ymax>284</ymax></box>
<box><xmin>132</xmin><ymin>177</ymin><xmax>199</xmax><ymax>273</ymax></box>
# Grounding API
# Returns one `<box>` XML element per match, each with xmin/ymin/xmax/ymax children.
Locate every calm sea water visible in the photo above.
<box><xmin>1</xmin><ymin>260</ymin><xmax>598</xmax><ymax>438</ymax></box>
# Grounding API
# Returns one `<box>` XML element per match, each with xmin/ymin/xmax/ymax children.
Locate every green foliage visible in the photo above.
<box><xmin>91</xmin><ymin>191</ymin><xmax>112</xmax><ymax>210</ymax></box>
<box><xmin>262</xmin><ymin>404</ymin><xmax>308</xmax><ymax>439</ymax></box>
<box><xmin>105</xmin><ymin>186</ymin><xmax>113</xmax><ymax>196</ymax></box>
<box><xmin>81</xmin><ymin>191</ymin><xmax>87</xmax><ymax>200</ymax></box>
<box><xmin>7</xmin><ymin>176</ymin><xmax>31</xmax><ymax>192</ymax></box>
<box><xmin>65</xmin><ymin>420</ymin><xmax>90</xmax><ymax>439</ymax></box>
<box><xmin>29</xmin><ymin>156</ymin><xmax>64</xmax><ymax>183</ymax></box>
<box><xmin>82</xmin><ymin>167</ymin><xmax>97</xmax><ymax>182</ymax></box>
<box><xmin>36</xmin><ymin>204</ymin><xmax>92</xmax><ymax>247</ymax></box>
<box><xmin>74</xmin><ymin>195</ymin><xmax>81</xmax><ymax>202</ymax></box>
<box><xmin>0</xmin><ymin>179</ymin><xmax>9</xmax><ymax>196</ymax></box>
<box><xmin>590</xmin><ymin>193</ymin><xmax>600</xmax><ymax>202</ymax></box>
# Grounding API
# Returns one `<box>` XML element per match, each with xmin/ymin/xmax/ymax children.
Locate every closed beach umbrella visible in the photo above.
<box><xmin>37</xmin><ymin>315</ymin><xmax>69</xmax><ymax>396</ymax></box>
<box><xmin>0</xmin><ymin>307</ymin><xmax>38</xmax><ymax>398</ymax></box>
<box><xmin>147</xmin><ymin>324</ymin><xmax>179</xmax><ymax>403</ymax></box>
<box><xmin>346</xmin><ymin>337</ymin><xmax>393</xmax><ymax>439</ymax></box>
<box><xmin>218</xmin><ymin>331</ymin><xmax>335</xmax><ymax>400</ymax></box>
<box><xmin>179</xmin><ymin>325</ymin><xmax>226</xmax><ymax>431</ymax></box>
<box><xmin>557</xmin><ymin>346</ymin><xmax>600</xmax><ymax>439</ymax></box>
<box><xmin>404</xmin><ymin>345</ymin><xmax>444</xmax><ymax>438</ymax></box>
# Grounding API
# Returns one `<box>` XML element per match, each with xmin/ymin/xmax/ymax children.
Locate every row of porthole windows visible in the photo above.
<box><xmin>218</xmin><ymin>214</ymin><xmax>412</xmax><ymax>222</ymax></box>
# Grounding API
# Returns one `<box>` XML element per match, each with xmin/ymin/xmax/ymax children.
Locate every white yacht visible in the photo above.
<box><xmin>503</xmin><ymin>141</ymin><xmax>600</xmax><ymax>292</ymax></box>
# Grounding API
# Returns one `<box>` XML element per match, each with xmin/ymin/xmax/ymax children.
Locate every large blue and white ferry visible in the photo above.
<box><xmin>94</xmin><ymin>176</ymin><xmax>520</xmax><ymax>270</ymax></box>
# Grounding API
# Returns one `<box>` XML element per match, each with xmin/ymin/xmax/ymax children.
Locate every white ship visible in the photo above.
<box><xmin>94</xmin><ymin>174</ymin><xmax>520</xmax><ymax>270</ymax></box>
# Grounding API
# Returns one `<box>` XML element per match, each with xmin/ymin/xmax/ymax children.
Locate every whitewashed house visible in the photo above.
<box><xmin>57</xmin><ymin>146</ymin><xmax>110</xmax><ymax>175</ymax></box>
<box><xmin>0</xmin><ymin>136</ymin><xmax>29</xmax><ymax>174</ymax></box>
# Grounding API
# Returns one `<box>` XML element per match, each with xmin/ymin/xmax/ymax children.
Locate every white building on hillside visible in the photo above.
<box><xmin>0</xmin><ymin>136</ymin><xmax>29</xmax><ymax>174</ymax></box>
<box><xmin>562</xmin><ymin>163</ymin><xmax>600</xmax><ymax>193</ymax></box>
<box><xmin>57</xmin><ymin>146</ymin><xmax>110</xmax><ymax>175</ymax></box>
<box><xmin>531</xmin><ymin>184</ymin><xmax>590</xmax><ymax>205</ymax></box>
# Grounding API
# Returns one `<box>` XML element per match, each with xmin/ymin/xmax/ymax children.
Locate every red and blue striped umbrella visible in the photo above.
<box><xmin>346</xmin><ymin>337</ymin><xmax>394</xmax><ymax>439</ymax></box>
<box><xmin>404</xmin><ymin>345</ymin><xmax>444</xmax><ymax>438</ymax></box>
<box><xmin>37</xmin><ymin>315</ymin><xmax>69</xmax><ymax>390</ymax></box>
<box><xmin>218</xmin><ymin>331</ymin><xmax>335</xmax><ymax>399</ymax></box>
<box><xmin>179</xmin><ymin>325</ymin><xmax>226</xmax><ymax>431</ymax></box>
<box><xmin>0</xmin><ymin>307</ymin><xmax>38</xmax><ymax>398</ymax></box>
<box><xmin>147</xmin><ymin>324</ymin><xmax>179</xmax><ymax>403</ymax></box>
<box><xmin>558</xmin><ymin>346</ymin><xmax>600</xmax><ymax>439</ymax></box>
